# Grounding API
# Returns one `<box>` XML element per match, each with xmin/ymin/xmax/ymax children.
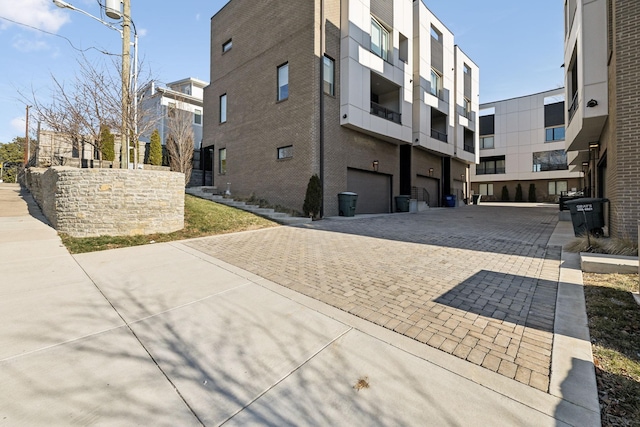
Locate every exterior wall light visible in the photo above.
<box><xmin>429</xmin><ymin>168</ymin><xmax>434</xmax><ymax>176</ymax></box>
<box><xmin>372</xmin><ymin>160</ymin><xmax>379</xmax><ymax>171</ymax></box>
<box><xmin>586</xmin><ymin>99</ymin><xmax>598</xmax><ymax>107</ymax></box>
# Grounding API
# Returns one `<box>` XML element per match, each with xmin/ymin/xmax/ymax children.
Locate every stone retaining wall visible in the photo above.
<box><xmin>26</xmin><ymin>167</ymin><xmax>184</xmax><ymax>237</ymax></box>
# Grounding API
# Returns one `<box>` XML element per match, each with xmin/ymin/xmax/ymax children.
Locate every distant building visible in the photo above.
<box><xmin>471</xmin><ymin>88</ymin><xmax>582</xmax><ymax>202</ymax></box>
<box><xmin>563</xmin><ymin>0</ymin><xmax>640</xmax><ymax>240</ymax></box>
<box><xmin>139</xmin><ymin>77</ymin><xmax>207</xmax><ymax>150</ymax></box>
<box><xmin>202</xmin><ymin>0</ymin><xmax>479</xmax><ymax>216</ymax></box>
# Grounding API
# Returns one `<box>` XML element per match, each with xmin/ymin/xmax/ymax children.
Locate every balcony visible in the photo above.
<box><xmin>370</xmin><ymin>102</ymin><xmax>401</xmax><ymax>124</ymax></box>
<box><xmin>430</xmin><ymin>128</ymin><xmax>448</xmax><ymax>142</ymax></box>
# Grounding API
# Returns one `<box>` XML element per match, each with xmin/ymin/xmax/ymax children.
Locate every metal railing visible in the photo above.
<box><xmin>370</xmin><ymin>102</ymin><xmax>401</xmax><ymax>124</ymax></box>
<box><xmin>463</xmin><ymin>143</ymin><xmax>475</xmax><ymax>154</ymax></box>
<box><xmin>411</xmin><ymin>186</ymin><xmax>430</xmax><ymax>206</ymax></box>
<box><xmin>430</xmin><ymin>128</ymin><xmax>448</xmax><ymax>142</ymax></box>
<box><xmin>568</xmin><ymin>91</ymin><xmax>579</xmax><ymax>121</ymax></box>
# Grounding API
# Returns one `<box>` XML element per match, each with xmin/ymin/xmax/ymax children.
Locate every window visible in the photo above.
<box><xmin>277</xmin><ymin>145</ymin><xmax>293</xmax><ymax>159</ymax></box>
<box><xmin>194</xmin><ymin>109</ymin><xmax>202</xmax><ymax>125</ymax></box>
<box><xmin>277</xmin><ymin>63</ymin><xmax>289</xmax><ymax>101</ymax></box>
<box><xmin>548</xmin><ymin>181</ymin><xmax>568</xmax><ymax>196</ymax></box>
<box><xmin>399</xmin><ymin>33</ymin><xmax>408</xmax><ymax>63</ymax></box>
<box><xmin>479</xmin><ymin>183</ymin><xmax>494</xmax><ymax>196</ymax></box>
<box><xmin>323</xmin><ymin>56</ymin><xmax>334</xmax><ymax>96</ymax></box>
<box><xmin>533</xmin><ymin>150</ymin><xmax>568</xmax><ymax>172</ymax></box>
<box><xmin>219</xmin><ymin>148</ymin><xmax>226</xmax><ymax>174</ymax></box>
<box><xmin>430</xmin><ymin>26</ymin><xmax>441</xmax><ymax>41</ymax></box>
<box><xmin>219</xmin><ymin>94</ymin><xmax>227</xmax><ymax>123</ymax></box>
<box><xmin>477</xmin><ymin>156</ymin><xmax>505</xmax><ymax>175</ymax></box>
<box><xmin>430</xmin><ymin>69</ymin><xmax>441</xmax><ymax>97</ymax></box>
<box><xmin>545</xmin><ymin>126</ymin><xmax>565</xmax><ymax>142</ymax></box>
<box><xmin>167</xmin><ymin>102</ymin><xmax>176</xmax><ymax>118</ymax></box>
<box><xmin>480</xmin><ymin>136</ymin><xmax>494</xmax><ymax>149</ymax></box>
<box><xmin>222</xmin><ymin>39</ymin><xmax>232</xmax><ymax>53</ymax></box>
<box><xmin>371</xmin><ymin>17</ymin><xmax>389</xmax><ymax>61</ymax></box>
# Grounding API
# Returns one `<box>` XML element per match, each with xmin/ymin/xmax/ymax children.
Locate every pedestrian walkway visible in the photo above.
<box><xmin>0</xmin><ymin>184</ymin><xmax>600</xmax><ymax>425</ymax></box>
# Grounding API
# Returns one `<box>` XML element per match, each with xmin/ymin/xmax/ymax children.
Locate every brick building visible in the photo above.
<box><xmin>564</xmin><ymin>0</ymin><xmax>640</xmax><ymax>240</ymax></box>
<box><xmin>471</xmin><ymin>88</ymin><xmax>583</xmax><ymax>202</ymax></box>
<box><xmin>202</xmin><ymin>0</ymin><xmax>479</xmax><ymax>216</ymax></box>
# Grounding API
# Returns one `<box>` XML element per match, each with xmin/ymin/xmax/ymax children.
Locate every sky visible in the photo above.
<box><xmin>0</xmin><ymin>0</ymin><xmax>565</xmax><ymax>144</ymax></box>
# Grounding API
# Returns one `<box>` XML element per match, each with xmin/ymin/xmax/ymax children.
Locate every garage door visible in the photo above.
<box><xmin>347</xmin><ymin>168</ymin><xmax>391</xmax><ymax>214</ymax></box>
<box><xmin>415</xmin><ymin>175</ymin><xmax>440</xmax><ymax>207</ymax></box>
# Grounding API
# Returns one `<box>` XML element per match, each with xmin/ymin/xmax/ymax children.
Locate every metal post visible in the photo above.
<box><xmin>121</xmin><ymin>0</ymin><xmax>131</xmax><ymax>169</ymax></box>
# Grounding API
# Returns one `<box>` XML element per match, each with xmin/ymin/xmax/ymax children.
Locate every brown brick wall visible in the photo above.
<box><xmin>204</xmin><ymin>0</ymin><xmax>404</xmax><ymax>216</ymax></box>
<box><xmin>608</xmin><ymin>0</ymin><xmax>640</xmax><ymax>240</ymax></box>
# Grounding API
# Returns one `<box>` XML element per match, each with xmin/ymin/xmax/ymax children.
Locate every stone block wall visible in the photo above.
<box><xmin>26</xmin><ymin>167</ymin><xmax>185</xmax><ymax>237</ymax></box>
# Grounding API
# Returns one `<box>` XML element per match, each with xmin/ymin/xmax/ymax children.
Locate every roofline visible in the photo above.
<box><xmin>480</xmin><ymin>87</ymin><xmax>566</xmax><ymax>107</ymax></box>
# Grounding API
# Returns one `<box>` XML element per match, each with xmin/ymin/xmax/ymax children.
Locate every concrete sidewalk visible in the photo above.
<box><xmin>0</xmin><ymin>184</ymin><xmax>599</xmax><ymax>426</ymax></box>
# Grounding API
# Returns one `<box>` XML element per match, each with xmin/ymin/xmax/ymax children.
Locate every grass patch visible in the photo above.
<box><xmin>60</xmin><ymin>194</ymin><xmax>278</xmax><ymax>254</ymax></box>
<box><xmin>583</xmin><ymin>273</ymin><xmax>640</xmax><ymax>426</ymax></box>
<box><xmin>565</xmin><ymin>235</ymin><xmax>638</xmax><ymax>256</ymax></box>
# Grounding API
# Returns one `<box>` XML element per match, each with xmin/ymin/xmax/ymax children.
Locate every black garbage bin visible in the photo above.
<box><xmin>472</xmin><ymin>194</ymin><xmax>481</xmax><ymax>205</ymax></box>
<box><xmin>564</xmin><ymin>197</ymin><xmax>609</xmax><ymax>237</ymax></box>
<box><xmin>395</xmin><ymin>195</ymin><xmax>410</xmax><ymax>212</ymax></box>
<box><xmin>338</xmin><ymin>192</ymin><xmax>358</xmax><ymax>217</ymax></box>
<box><xmin>444</xmin><ymin>194</ymin><xmax>456</xmax><ymax>207</ymax></box>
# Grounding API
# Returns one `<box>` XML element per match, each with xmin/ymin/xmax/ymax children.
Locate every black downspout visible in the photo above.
<box><xmin>319</xmin><ymin>0</ymin><xmax>325</xmax><ymax>218</ymax></box>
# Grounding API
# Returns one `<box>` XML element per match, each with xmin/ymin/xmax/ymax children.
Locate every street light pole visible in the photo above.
<box><xmin>121</xmin><ymin>0</ymin><xmax>131</xmax><ymax>169</ymax></box>
<box><xmin>52</xmin><ymin>0</ymin><xmax>136</xmax><ymax>170</ymax></box>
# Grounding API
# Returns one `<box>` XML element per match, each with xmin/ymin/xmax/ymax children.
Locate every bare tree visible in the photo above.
<box><xmin>23</xmin><ymin>54</ymin><xmax>158</xmax><ymax>168</ymax></box>
<box><xmin>165</xmin><ymin>99</ymin><xmax>194</xmax><ymax>185</ymax></box>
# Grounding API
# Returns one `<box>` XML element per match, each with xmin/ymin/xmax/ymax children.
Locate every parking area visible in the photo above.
<box><xmin>185</xmin><ymin>203</ymin><xmax>561</xmax><ymax>392</ymax></box>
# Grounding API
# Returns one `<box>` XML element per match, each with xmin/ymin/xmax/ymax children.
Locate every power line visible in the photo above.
<box><xmin>0</xmin><ymin>15</ymin><xmax>119</xmax><ymax>56</ymax></box>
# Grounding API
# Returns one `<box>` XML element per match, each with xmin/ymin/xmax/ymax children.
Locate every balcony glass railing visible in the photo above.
<box><xmin>430</xmin><ymin>129</ymin><xmax>448</xmax><ymax>142</ymax></box>
<box><xmin>370</xmin><ymin>102</ymin><xmax>401</xmax><ymax>124</ymax></box>
<box><xmin>463</xmin><ymin>143</ymin><xmax>475</xmax><ymax>154</ymax></box>
<box><xmin>568</xmin><ymin>91</ymin><xmax>578</xmax><ymax>121</ymax></box>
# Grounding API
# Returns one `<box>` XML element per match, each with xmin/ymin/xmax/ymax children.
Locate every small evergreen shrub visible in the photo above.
<box><xmin>148</xmin><ymin>129</ymin><xmax>162</xmax><ymax>166</ymax></box>
<box><xmin>515</xmin><ymin>183</ymin><xmax>524</xmax><ymax>202</ymax></box>
<box><xmin>303</xmin><ymin>174</ymin><xmax>322</xmax><ymax>219</ymax></box>
<box><xmin>501</xmin><ymin>185</ymin><xmax>509</xmax><ymax>201</ymax></box>
<box><xmin>528</xmin><ymin>183</ymin><xmax>537</xmax><ymax>202</ymax></box>
<box><xmin>101</xmin><ymin>125</ymin><xmax>115</xmax><ymax>161</ymax></box>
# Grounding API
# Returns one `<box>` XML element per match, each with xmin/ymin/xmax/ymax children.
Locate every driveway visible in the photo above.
<box><xmin>185</xmin><ymin>204</ymin><xmax>561</xmax><ymax>392</ymax></box>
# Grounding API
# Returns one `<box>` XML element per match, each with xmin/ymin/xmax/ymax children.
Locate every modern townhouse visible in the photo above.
<box><xmin>202</xmin><ymin>0</ymin><xmax>479</xmax><ymax>216</ymax></box>
<box><xmin>471</xmin><ymin>88</ymin><xmax>582</xmax><ymax>203</ymax></box>
<box><xmin>563</xmin><ymin>0</ymin><xmax>640</xmax><ymax>240</ymax></box>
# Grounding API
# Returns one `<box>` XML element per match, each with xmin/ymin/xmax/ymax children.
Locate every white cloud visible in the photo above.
<box><xmin>0</xmin><ymin>0</ymin><xmax>70</xmax><ymax>33</ymax></box>
<box><xmin>12</xmin><ymin>35</ymin><xmax>50</xmax><ymax>52</ymax></box>
<box><xmin>138</xmin><ymin>28</ymin><xmax>148</xmax><ymax>37</ymax></box>
<box><xmin>195</xmin><ymin>13</ymin><xmax>201</xmax><ymax>21</ymax></box>
<box><xmin>11</xmin><ymin>116</ymin><xmax>25</xmax><ymax>133</ymax></box>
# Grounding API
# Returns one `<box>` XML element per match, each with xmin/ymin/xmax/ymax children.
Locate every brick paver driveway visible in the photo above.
<box><xmin>185</xmin><ymin>204</ymin><xmax>561</xmax><ymax>392</ymax></box>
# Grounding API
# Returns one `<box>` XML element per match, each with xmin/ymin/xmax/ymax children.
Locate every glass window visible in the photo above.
<box><xmin>219</xmin><ymin>94</ymin><xmax>227</xmax><ymax>123</ymax></box>
<box><xmin>277</xmin><ymin>63</ymin><xmax>289</xmax><ymax>101</ymax></box>
<box><xmin>167</xmin><ymin>102</ymin><xmax>176</xmax><ymax>118</ymax></box>
<box><xmin>371</xmin><ymin>17</ymin><xmax>389</xmax><ymax>61</ymax></box>
<box><xmin>480</xmin><ymin>136</ymin><xmax>494</xmax><ymax>149</ymax></box>
<box><xmin>323</xmin><ymin>56</ymin><xmax>334</xmax><ymax>96</ymax></box>
<box><xmin>548</xmin><ymin>181</ymin><xmax>568</xmax><ymax>195</ymax></box>
<box><xmin>533</xmin><ymin>150</ymin><xmax>568</xmax><ymax>172</ymax></box>
<box><xmin>222</xmin><ymin>39</ymin><xmax>232</xmax><ymax>53</ymax></box>
<box><xmin>277</xmin><ymin>145</ymin><xmax>293</xmax><ymax>159</ymax></box>
<box><xmin>430</xmin><ymin>69</ymin><xmax>441</xmax><ymax>96</ymax></box>
<box><xmin>545</xmin><ymin>126</ymin><xmax>565</xmax><ymax>142</ymax></box>
<box><xmin>219</xmin><ymin>148</ymin><xmax>226</xmax><ymax>174</ymax></box>
<box><xmin>194</xmin><ymin>109</ymin><xmax>202</xmax><ymax>125</ymax></box>
<box><xmin>430</xmin><ymin>26</ymin><xmax>441</xmax><ymax>41</ymax></box>
<box><xmin>476</xmin><ymin>156</ymin><xmax>505</xmax><ymax>175</ymax></box>
<box><xmin>479</xmin><ymin>183</ymin><xmax>494</xmax><ymax>196</ymax></box>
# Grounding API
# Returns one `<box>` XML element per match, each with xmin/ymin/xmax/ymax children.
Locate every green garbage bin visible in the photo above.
<box><xmin>338</xmin><ymin>192</ymin><xmax>358</xmax><ymax>217</ymax></box>
<box><xmin>395</xmin><ymin>195</ymin><xmax>410</xmax><ymax>212</ymax></box>
<box><xmin>564</xmin><ymin>197</ymin><xmax>609</xmax><ymax>237</ymax></box>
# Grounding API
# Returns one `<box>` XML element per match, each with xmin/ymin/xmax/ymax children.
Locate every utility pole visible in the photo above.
<box><xmin>121</xmin><ymin>0</ymin><xmax>131</xmax><ymax>169</ymax></box>
<box><xmin>24</xmin><ymin>105</ymin><xmax>31</xmax><ymax>166</ymax></box>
